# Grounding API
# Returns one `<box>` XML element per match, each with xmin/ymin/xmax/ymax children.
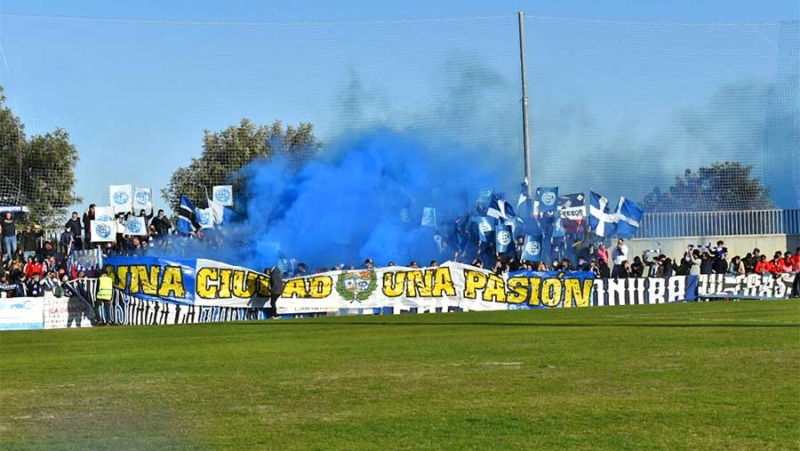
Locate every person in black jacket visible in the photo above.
<box><xmin>267</xmin><ymin>266</ymin><xmax>284</xmax><ymax>319</ymax></box>
<box><xmin>150</xmin><ymin>209</ymin><xmax>172</xmax><ymax>238</ymax></box>
<box><xmin>64</xmin><ymin>212</ymin><xmax>83</xmax><ymax>251</ymax></box>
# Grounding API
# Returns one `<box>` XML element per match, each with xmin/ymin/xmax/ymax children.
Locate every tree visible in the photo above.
<box><xmin>0</xmin><ymin>88</ymin><xmax>81</xmax><ymax>225</ymax></box>
<box><xmin>162</xmin><ymin>118</ymin><xmax>319</xmax><ymax>211</ymax></box>
<box><xmin>643</xmin><ymin>161</ymin><xmax>774</xmax><ymax>212</ymax></box>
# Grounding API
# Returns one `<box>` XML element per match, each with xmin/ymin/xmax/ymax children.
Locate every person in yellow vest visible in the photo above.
<box><xmin>96</xmin><ymin>272</ymin><xmax>114</xmax><ymax>326</ymax></box>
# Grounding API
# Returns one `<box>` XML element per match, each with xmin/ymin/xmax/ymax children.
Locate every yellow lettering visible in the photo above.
<box><xmin>383</xmin><ymin>272</ymin><xmax>405</xmax><ymax>297</ymax></box>
<box><xmin>307</xmin><ymin>276</ymin><xmax>332</xmax><ymax>298</ymax></box>
<box><xmin>506</xmin><ymin>277</ymin><xmax>528</xmax><ymax>304</ymax></box>
<box><xmin>130</xmin><ymin>265</ymin><xmax>159</xmax><ymax>295</ymax></box>
<box><xmin>158</xmin><ymin>266</ymin><xmax>185</xmax><ymax>298</ymax></box>
<box><xmin>542</xmin><ymin>278</ymin><xmax>562</xmax><ymax>307</ymax></box>
<box><xmin>196</xmin><ymin>267</ymin><xmax>218</xmax><ymax>299</ymax></box>
<box><xmin>527</xmin><ymin>277</ymin><xmax>542</xmax><ymax>307</ymax></box>
<box><xmin>564</xmin><ymin>279</ymin><xmax>592</xmax><ymax>308</ymax></box>
<box><xmin>283</xmin><ymin>279</ymin><xmax>308</xmax><ymax>298</ymax></box>
<box><xmin>218</xmin><ymin>269</ymin><xmax>232</xmax><ymax>298</ymax></box>
<box><xmin>431</xmin><ymin>268</ymin><xmax>456</xmax><ymax>297</ymax></box>
<box><xmin>257</xmin><ymin>275</ymin><xmax>270</xmax><ymax>297</ymax></box>
<box><xmin>231</xmin><ymin>271</ymin><xmax>257</xmax><ymax>298</ymax></box>
<box><xmin>483</xmin><ymin>274</ymin><xmax>506</xmax><ymax>302</ymax></box>
<box><xmin>114</xmin><ymin>265</ymin><xmax>130</xmax><ymax>290</ymax></box>
<box><xmin>463</xmin><ymin>269</ymin><xmax>487</xmax><ymax>299</ymax></box>
<box><xmin>404</xmin><ymin>270</ymin><xmax>425</xmax><ymax>297</ymax></box>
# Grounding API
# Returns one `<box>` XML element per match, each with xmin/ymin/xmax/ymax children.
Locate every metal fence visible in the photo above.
<box><xmin>635</xmin><ymin>209</ymin><xmax>800</xmax><ymax>238</ymax></box>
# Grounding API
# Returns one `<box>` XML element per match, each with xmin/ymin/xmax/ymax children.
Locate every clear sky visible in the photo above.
<box><xmin>0</xmin><ymin>0</ymin><xmax>798</xmax><ymax>215</ymax></box>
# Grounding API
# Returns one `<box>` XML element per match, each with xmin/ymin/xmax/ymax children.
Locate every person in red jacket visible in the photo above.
<box><xmin>791</xmin><ymin>247</ymin><xmax>800</xmax><ymax>272</ymax></box>
<box><xmin>754</xmin><ymin>255</ymin><xmax>770</xmax><ymax>275</ymax></box>
<box><xmin>770</xmin><ymin>252</ymin><xmax>788</xmax><ymax>275</ymax></box>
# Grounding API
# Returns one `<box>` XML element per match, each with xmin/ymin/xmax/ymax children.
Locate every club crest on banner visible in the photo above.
<box><xmin>126</xmin><ymin>219</ymin><xmax>143</xmax><ymax>234</ymax></box>
<box><xmin>95</xmin><ymin>206</ymin><xmax>115</xmax><ymax>222</ymax></box>
<box><xmin>497</xmin><ymin>230</ymin><xmax>512</xmax><ymax>247</ymax></box>
<box><xmin>477</xmin><ymin>221</ymin><xmax>492</xmax><ymax>234</ymax></box>
<box><xmin>335</xmin><ymin>270</ymin><xmax>378</xmax><ymax>302</ymax></box>
<box><xmin>525</xmin><ymin>241</ymin><xmax>541</xmax><ymax>256</ymax></box>
<box><xmin>213</xmin><ymin>185</ymin><xmax>234</xmax><ymax>206</ymax></box>
<box><xmin>114</xmin><ymin>191</ymin><xmax>129</xmax><ymax>205</ymax></box>
<box><xmin>197</xmin><ymin>209</ymin><xmax>212</xmax><ymax>227</ymax></box>
<box><xmin>134</xmin><ymin>188</ymin><xmax>152</xmax><ymax>208</ymax></box>
<box><xmin>542</xmin><ymin>192</ymin><xmax>557</xmax><ymax>207</ymax></box>
<box><xmin>96</xmin><ymin>223</ymin><xmax>112</xmax><ymax>240</ymax></box>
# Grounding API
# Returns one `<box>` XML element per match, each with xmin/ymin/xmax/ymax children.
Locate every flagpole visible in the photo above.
<box><xmin>518</xmin><ymin>11</ymin><xmax>533</xmax><ymax>218</ymax></box>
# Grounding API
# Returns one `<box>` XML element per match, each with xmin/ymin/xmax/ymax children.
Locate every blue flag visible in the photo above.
<box><xmin>472</xmin><ymin>216</ymin><xmax>495</xmax><ymax>243</ymax></box>
<box><xmin>177</xmin><ymin>195</ymin><xmax>199</xmax><ymax>235</ymax></box>
<box><xmin>521</xmin><ymin>234</ymin><xmax>544</xmax><ymax>262</ymax></box>
<box><xmin>495</xmin><ymin>224</ymin><xmax>513</xmax><ymax>254</ymax></box>
<box><xmin>615</xmin><ymin>197</ymin><xmax>644</xmax><ymax>238</ymax></box>
<box><xmin>487</xmin><ymin>196</ymin><xmax>521</xmax><ymax>223</ymax></box>
<box><xmin>536</xmin><ymin>187</ymin><xmax>559</xmax><ymax>213</ymax></box>
<box><xmin>588</xmin><ymin>191</ymin><xmax>617</xmax><ymax>237</ymax></box>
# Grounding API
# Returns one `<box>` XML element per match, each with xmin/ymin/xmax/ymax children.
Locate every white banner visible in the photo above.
<box><xmin>212</xmin><ymin>185</ymin><xmax>233</xmax><ymax>207</ymax></box>
<box><xmin>95</xmin><ymin>206</ymin><xmax>115</xmax><ymax>222</ymax></box>
<box><xmin>90</xmin><ymin>220</ymin><xmax>117</xmax><ymax>242</ymax></box>
<box><xmin>124</xmin><ymin>216</ymin><xmax>148</xmax><ymax>236</ymax></box>
<box><xmin>44</xmin><ymin>294</ymin><xmax>95</xmax><ymax>329</ymax></box>
<box><xmin>134</xmin><ymin>187</ymin><xmax>153</xmax><ymax>210</ymax></box>
<box><xmin>110</xmin><ymin>184</ymin><xmax>133</xmax><ymax>213</ymax></box>
<box><xmin>0</xmin><ymin>297</ymin><xmax>44</xmax><ymax>330</ymax></box>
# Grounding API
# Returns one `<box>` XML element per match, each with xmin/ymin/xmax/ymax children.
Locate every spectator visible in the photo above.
<box><xmin>728</xmin><ymin>256</ymin><xmax>745</xmax><ymax>276</ymax></box>
<box><xmin>65</xmin><ymin>211</ymin><xmax>83</xmax><ymax>251</ymax></box>
<box><xmin>151</xmin><ymin>209</ymin><xmax>172</xmax><ymax>238</ymax></box>
<box><xmin>631</xmin><ymin>256</ymin><xmax>644</xmax><ymax>278</ymax></box>
<box><xmin>27</xmin><ymin>273</ymin><xmax>44</xmax><ymax>297</ymax></box>
<box><xmin>712</xmin><ymin>252</ymin><xmax>729</xmax><ymax>275</ymax></box>
<box><xmin>754</xmin><ymin>255</ymin><xmax>770</xmax><ymax>275</ymax></box>
<box><xmin>618</xmin><ymin>260</ymin><xmax>633</xmax><ymax>278</ymax></box>
<box><xmin>267</xmin><ymin>265</ymin><xmax>284</xmax><ymax>319</ymax></box>
<box><xmin>24</xmin><ymin>257</ymin><xmax>44</xmax><ymax>279</ymax></box>
<box><xmin>700</xmin><ymin>252</ymin><xmax>714</xmax><ymax>275</ymax></box>
<box><xmin>662</xmin><ymin>258</ymin><xmax>675</xmax><ymax>278</ymax></box>
<box><xmin>59</xmin><ymin>226</ymin><xmax>74</xmax><ymax>254</ymax></box>
<box><xmin>587</xmin><ymin>259</ymin><xmax>601</xmax><ymax>277</ymax></box>
<box><xmin>769</xmin><ymin>252</ymin><xmax>789</xmax><ymax>275</ymax></box>
<box><xmin>596</xmin><ymin>243</ymin><xmax>609</xmax><ymax>265</ymax></box>
<box><xmin>1</xmin><ymin>212</ymin><xmax>16</xmax><ymax>261</ymax></box>
<box><xmin>19</xmin><ymin>224</ymin><xmax>43</xmax><ymax>260</ymax></box>
<box><xmin>741</xmin><ymin>252</ymin><xmax>755</xmax><ymax>274</ymax></box>
<box><xmin>83</xmin><ymin>204</ymin><xmax>96</xmax><ymax>249</ymax></box>
<box><xmin>684</xmin><ymin>249</ymin><xmax>701</xmax><ymax>276</ymax></box>
<box><xmin>610</xmin><ymin>238</ymin><xmax>629</xmax><ymax>278</ymax></box>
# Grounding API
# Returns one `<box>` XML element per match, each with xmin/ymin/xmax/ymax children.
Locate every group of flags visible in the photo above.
<box><xmin>588</xmin><ymin>191</ymin><xmax>645</xmax><ymax>239</ymax></box>
<box><xmin>177</xmin><ymin>185</ymin><xmax>235</xmax><ymax>235</ymax></box>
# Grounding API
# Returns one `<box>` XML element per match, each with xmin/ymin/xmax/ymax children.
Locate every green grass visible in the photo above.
<box><xmin>1</xmin><ymin>300</ymin><xmax>799</xmax><ymax>450</ymax></box>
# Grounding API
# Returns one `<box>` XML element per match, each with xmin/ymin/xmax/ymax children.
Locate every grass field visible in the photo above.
<box><xmin>1</xmin><ymin>300</ymin><xmax>799</xmax><ymax>450</ymax></box>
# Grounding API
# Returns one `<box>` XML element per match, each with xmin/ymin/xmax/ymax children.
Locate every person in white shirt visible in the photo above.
<box><xmin>611</xmin><ymin>238</ymin><xmax>629</xmax><ymax>278</ymax></box>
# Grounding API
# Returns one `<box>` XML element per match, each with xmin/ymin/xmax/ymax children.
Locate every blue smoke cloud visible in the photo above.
<box><xmin>220</xmin><ymin>127</ymin><xmax>503</xmax><ymax>271</ymax></box>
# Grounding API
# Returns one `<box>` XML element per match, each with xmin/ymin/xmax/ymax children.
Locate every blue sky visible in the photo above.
<box><xmin>0</xmin><ymin>0</ymin><xmax>798</xmax><ymax>214</ymax></box>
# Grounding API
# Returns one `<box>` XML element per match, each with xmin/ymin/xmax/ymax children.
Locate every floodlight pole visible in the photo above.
<box><xmin>518</xmin><ymin>11</ymin><xmax>533</xmax><ymax>218</ymax></box>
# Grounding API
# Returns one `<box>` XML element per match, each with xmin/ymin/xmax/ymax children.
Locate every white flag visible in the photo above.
<box><xmin>195</xmin><ymin>208</ymin><xmax>214</xmax><ymax>229</ymax></box>
<box><xmin>124</xmin><ymin>216</ymin><xmax>148</xmax><ymax>236</ymax></box>
<box><xmin>110</xmin><ymin>184</ymin><xmax>132</xmax><ymax>213</ymax></box>
<box><xmin>94</xmin><ymin>206</ymin><xmax>115</xmax><ymax>222</ymax></box>
<box><xmin>208</xmin><ymin>199</ymin><xmax>225</xmax><ymax>225</ymax></box>
<box><xmin>212</xmin><ymin>185</ymin><xmax>234</xmax><ymax>207</ymax></box>
<box><xmin>134</xmin><ymin>187</ymin><xmax>152</xmax><ymax>210</ymax></box>
<box><xmin>90</xmin><ymin>220</ymin><xmax>117</xmax><ymax>243</ymax></box>
<box><xmin>421</xmin><ymin>207</ymin><xmax>437</xmax><ymax>227</ymax></box>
